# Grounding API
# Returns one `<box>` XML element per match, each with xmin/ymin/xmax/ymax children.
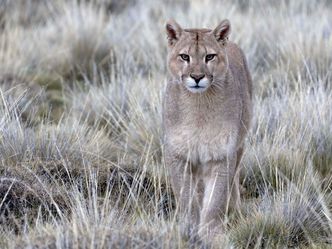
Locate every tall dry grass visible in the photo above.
<box><xmin>0</xmin><ymin>0</ymin><xmax>331</xmax><ymax>248</ymax></box>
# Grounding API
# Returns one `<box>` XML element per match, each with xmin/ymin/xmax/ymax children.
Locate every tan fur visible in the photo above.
<box><xmin>163</xmin><ymin>19</ymin><xmax>252</xmax><ymax>241</ymax></box>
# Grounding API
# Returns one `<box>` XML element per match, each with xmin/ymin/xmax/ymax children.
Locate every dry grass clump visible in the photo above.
<box><xmin>7</xmin><ymin>199</ymin><xmax>181</xmax><ymax>249</ymax></box>
<box><xmin>0</xmin><ymin>1</ymin><xmax>114</xmax><ymax>82</ymax></box>
<box><xmin>45</xmin><ymin>2</ymin><xmax>114</xmax><ymax>78</ymax></box>
<box><xmin>0</xmin><ymin>117</ymin><xmax>114</xmax><ymax>168</ymax></box>
<box><xmin>231</xmin><ymin>183</ymin><xmax>331</xmax><ymax>248</ymax></box>
<box><xmin>311</xmin><ymin>123</ymin><xmax>332</xmax><ymax>185</ymax></box>
<box><xmin>0</xmin><ymin>86</ymin><xmax>172</xmax><ymax>237</ymax></box>
<box><xmin>0</xmin><ymin>0</ymin><xmax>331</xmax><ymax>248</ymax></box>
<box><xmin>0</xmin><ymin>173</ymin><xmax>68</xmax><ymax>232</ymax></box>
<box><xmin>0</xmin><ymin>0</ymin><xmax>55</xmax><ymax>28</ymax></box>
<box><xmin>242</xmin><ymin>79</ymin><xmax>332</xmax><ymax>193</ymax></box>
<box><xmin>0</xmin><ymin>78</ymin><xmax>47</xmax><ymax>124</ymax></box>
<box><xmin>0</xmin><ymin>1</ymin><xmax>116</xmax><ymax>126</ymax></box>
<box><xmin>67</xmin><ymin>73</ymin><xmax>163</xmax><ymax>163</ymax></box>
<box><xmin>2</xmin><ymin>156</ymin><xmax>176</xmax><ymax>249</ymax></box>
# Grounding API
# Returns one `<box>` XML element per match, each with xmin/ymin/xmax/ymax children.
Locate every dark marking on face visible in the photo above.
<box><xmin>196</xmin><ymin>32</ymin><xmax>199</xmax><ymax>53</ymax></box>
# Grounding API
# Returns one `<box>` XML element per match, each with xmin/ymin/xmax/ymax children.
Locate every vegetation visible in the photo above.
<box><xmin>0</xmin><ymin>0</ymin><xmax>331</xmax><ymax>248</ymax></box>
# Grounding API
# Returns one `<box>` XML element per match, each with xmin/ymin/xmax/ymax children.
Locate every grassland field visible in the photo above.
<box><xmin>0</xmin><ymin>0</ymin><xmax>332</xmax><ymax>248</ymax></box>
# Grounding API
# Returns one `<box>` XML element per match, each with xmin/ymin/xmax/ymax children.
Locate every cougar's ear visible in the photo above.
<box><xmin>166</xmin><ymin>19</ymin><xmax>182</xmax><ymax>46</ymax></box>
<box><xmin>213</xmin><ymin>19</ymin><xmax>231</xmax><ymax>45</ymax></box>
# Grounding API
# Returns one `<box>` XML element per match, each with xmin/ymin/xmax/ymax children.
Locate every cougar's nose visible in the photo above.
<box><xmin>190</xmin><ymin>73</ymin><xmax>205</xmax><ymax>84</ymax></box>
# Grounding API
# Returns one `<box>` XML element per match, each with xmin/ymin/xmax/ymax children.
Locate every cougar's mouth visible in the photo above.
<box><xmin>189</xmin><ymin>85</ymin><xmax>205</xmax><ymax>89</ymax></box>
<box><xmin>187</xmin><ymin>84</ymin><xmax>208</xmax><ymax>93</ymax></box>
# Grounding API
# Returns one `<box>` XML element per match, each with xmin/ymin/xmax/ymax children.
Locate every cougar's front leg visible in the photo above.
<box><xmin>230</xmin><ymin>147</ymin><xmax>244</xmax><ymax>213</ymax></box>
<box><xmin>166</xmin><ymin>154</ymin><xmax>200</xmax><ymax>235</ymax></box>
<box><xmin>198</xmin><ymin>155</ymin><xmax>237</xmax><ymax>239</ymax></box>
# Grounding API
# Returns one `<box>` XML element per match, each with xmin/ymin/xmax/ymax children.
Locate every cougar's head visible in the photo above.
<box><xmin>166</xmin><ymin>19</ymin><xmax>230</xmax><ymax>93</ymax></box>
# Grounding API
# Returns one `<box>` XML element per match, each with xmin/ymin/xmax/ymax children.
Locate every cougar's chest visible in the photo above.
<box><xmin>167</xmin><ymin>107</ymin><xmax>238</xmax><ymax>164</ymax></box>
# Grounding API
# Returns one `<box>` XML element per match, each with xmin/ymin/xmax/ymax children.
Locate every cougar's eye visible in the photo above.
<box><xmin>179</xmin><ymin>54</ymin><xmax>190</xmax><ymax>62</ymax></box>
<box><xmin>205</xmin><ymin>54</ymin><xmax>216</xmax><ymax>62</ymax></box>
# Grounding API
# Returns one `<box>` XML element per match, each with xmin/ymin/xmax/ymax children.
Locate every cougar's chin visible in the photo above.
<box><xmin>187</xmin><ymin>85</ymin><xmax>208</xmax><ymax>93</ymax></box>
